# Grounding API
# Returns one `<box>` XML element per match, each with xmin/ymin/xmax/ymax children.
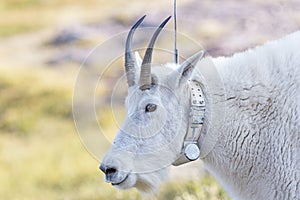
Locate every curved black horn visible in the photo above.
<box><xmin>139</xmin><ymin>16</ymin><xmax>172</xmax><ymax>90</ymax></box>
<box><xmin>125</xmin><ymin>15</ymin><xmax>146</xmax><ymax>87</ymax></box>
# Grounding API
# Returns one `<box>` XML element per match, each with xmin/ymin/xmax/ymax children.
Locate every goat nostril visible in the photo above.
<box><xmin>106</xmin><ymin>167</ymin><xmax>117</xmax><ymax>175</ymax></box>
<box><xmin>99</xmin><ymin>164</ymin><xmax>117</xmax><ymax>176</ymax></box>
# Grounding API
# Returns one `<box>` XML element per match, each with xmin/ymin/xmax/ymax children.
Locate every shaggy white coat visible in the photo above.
<box><xmin>102</xmin><ymin>31</ymin><xmax>300</xmax><ymax>199</ymax></box>
<box><xmin>204</xmin><ymin>31</ymin><xmax>300</xmax><ymax>199</ymax></box>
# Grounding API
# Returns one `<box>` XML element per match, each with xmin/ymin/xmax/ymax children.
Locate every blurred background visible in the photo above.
<box><xmin>0</xmin><ymin>0</ymin><xmax>299</xmax><ymax>199</ymax></box>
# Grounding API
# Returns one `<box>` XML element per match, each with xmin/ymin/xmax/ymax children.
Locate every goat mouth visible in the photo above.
<box><xmin>111</xmin><ymin>174</ymin><xmax>129</xmax><ymax>186</ymax></box>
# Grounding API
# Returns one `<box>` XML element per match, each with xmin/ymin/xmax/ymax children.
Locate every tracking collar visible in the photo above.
<box><xmin>172</xmin><ymin>80</ymin><xmax>206</xmax><ymax>166</ymax></box>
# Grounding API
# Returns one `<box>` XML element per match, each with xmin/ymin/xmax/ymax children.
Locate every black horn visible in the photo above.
<box><xmin>139</xmin><ymin>16</ymin><xmax>171</xmax><ymax>90</ymax></box>
<box><xmin>125</xmin><ymin>15</ymin><xmax>146</xmax><ymax>87</ymax></box>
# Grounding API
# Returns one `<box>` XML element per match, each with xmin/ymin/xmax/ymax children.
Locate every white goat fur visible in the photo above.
<box><xmin>102</xmin><ymin>31</ymin><xmax>300</xmax><ymax>199</ymax></box>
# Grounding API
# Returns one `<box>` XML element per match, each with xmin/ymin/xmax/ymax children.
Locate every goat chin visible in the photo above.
<box><xmin>134</xmin><ymin>168</ymin><xmax>169</xmax><ymax>194</ymax></box>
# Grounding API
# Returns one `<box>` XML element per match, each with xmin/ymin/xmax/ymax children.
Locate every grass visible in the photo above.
<box><xmin>0</xmin><ymin>0</ymin><xmax>176</xmax><ymax>39</ymax></box>
<box><xmin>0</xmin><ymin>0</ymin><xmax>230</xmax><ymax>199</ymax></box>
<box><xmin>0</xmin><ymin>23</ymin><xmax>42</xmax><ymax>38</ymax></box>
<box><xmin>0</xmin><ymin>65</ymin><xmax>230</xmax><ymax>199</ymax></box>
<box><xmin>159</xmin><ymin>175</ymin><xmax>230</xmax><ymax>200</ymax></box>
<box><xmin>0</xmin><ymin>67</ymin><xmax>72</xmax><ymax>135</ymax></box>
<box><xmin>0</xmin><ymin>65</ymin><xmax>138</xmax><ymax>199</ymax></box>
<box><xmin>0</xmin><ymin>0</ymin><xmax>130</xmax><ymax>38</ymax></box>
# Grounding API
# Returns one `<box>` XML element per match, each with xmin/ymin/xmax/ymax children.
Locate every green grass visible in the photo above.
<box><xmin>1</xmin><ymin>0</ymin><xmax>41</xmax><ymax>9</ymax></box>
<box><xmin>0</xmin><ymin>23</ymin><xmax>42</xmax><ymax>38</ymax></box>
<box><xmin>0</xmin><ymin>67</ymin><xmax>71</xmax><ymax>135</ymax></box>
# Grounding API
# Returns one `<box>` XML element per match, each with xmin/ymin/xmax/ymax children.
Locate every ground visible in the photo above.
<box><xmin>0</xmin><ymin>0</ymin><xmax>299</xmax><ymax>199</ymax></box>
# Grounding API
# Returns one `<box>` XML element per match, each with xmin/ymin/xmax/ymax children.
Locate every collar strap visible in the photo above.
<box><xmin>172</xmin><ymin>80</ymin><xmax>205</xmax><ymax>166</ymax></box>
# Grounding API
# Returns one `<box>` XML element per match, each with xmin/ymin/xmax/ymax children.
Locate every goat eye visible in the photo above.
<box><xmin>145</xmin><ymin>103</ymin><xmax>157</xmax><ymax>112</ymax></box>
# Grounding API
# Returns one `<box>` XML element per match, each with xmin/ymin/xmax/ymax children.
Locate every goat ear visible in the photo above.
<box><xmin>134</xmin><ymin>51</ymin><xmax>142</xmax><ymax>67</ymax></box>
<box><xmin>170</xmin><ymin>51</ymin><xmax>205</xmax><ymax>87</ymax></box>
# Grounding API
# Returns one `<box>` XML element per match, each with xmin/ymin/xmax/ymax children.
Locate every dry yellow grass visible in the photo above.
<box><xmin>0</xmin><ymin>65</ymin><xmax>229</xmax><ymax>199</ymax></box>
<box><xmin>0</xmin><ymin>0</ymin><xmax>234</xmax><ymax>199</ymax></box>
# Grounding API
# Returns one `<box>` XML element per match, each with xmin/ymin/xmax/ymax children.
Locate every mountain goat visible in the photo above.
<box><xmin>99</xmin><ymin>16</ymin><xmax>300</xmax><ymax>200</ymax></box>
